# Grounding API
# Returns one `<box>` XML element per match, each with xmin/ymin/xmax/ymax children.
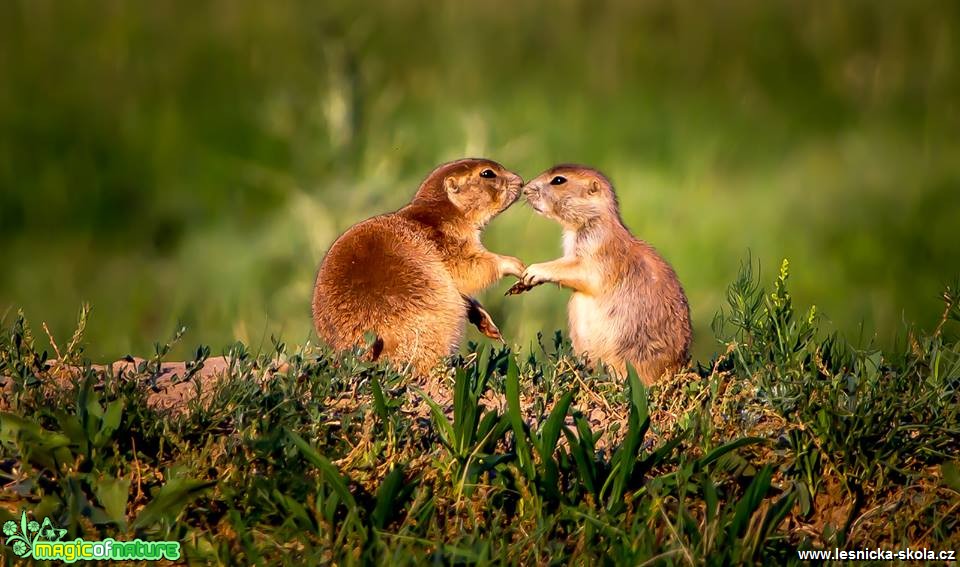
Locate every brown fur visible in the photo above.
<box><xmin>312</xmin><ymin>158</ymin><xmax>524</xmax><ymax>375</ymax></box>
<box><xmin>511</xmin><ymin>165</ymin><xmax>692</xmax><ymax>384</ymax></box>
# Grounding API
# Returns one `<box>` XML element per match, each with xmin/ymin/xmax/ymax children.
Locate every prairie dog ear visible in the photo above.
<box><xmin>588</xmin><ymin>179</ymin><xmax>601</xmax><ymax>195</ymax></box>
<box><xmin>444</xmin><ymin>176</ymin><xmax>460</xmax><ymax>194</ymax></box>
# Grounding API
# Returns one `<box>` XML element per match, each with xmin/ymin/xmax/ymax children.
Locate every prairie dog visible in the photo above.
<box><xmin>312</xmin><ymin>159</ymin><xmax>524</xmax><ymax>375</ymax></box>
<box><xmin>508</xmin><ymin>165</ymin><xmax>691</xmax><ymax>384</ymax></box>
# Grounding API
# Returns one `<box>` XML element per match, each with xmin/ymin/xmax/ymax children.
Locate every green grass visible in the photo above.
<box><xmin>2</xmin><ymin>1</ymin><xmax>960</xmax><ymax>363</ymax></box>
<box><xmin>1</xmin><ymin>263</ymin><xmax>958</xmax><ymax>565</ymax></box>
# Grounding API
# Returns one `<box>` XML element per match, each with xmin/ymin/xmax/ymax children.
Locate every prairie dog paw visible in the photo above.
<box><xmin>465</xmin><ymin>296</ymin><xmax>504</xmax><ymax>342</ymax></box>
<box><xmin>520</xmin><ymin>263</ymin><xmax>553</xmax><ymax>287</ymax></box>
<box><xmin>498</xmin><ymin>255</ymin><xmax>526</xmax><ymax>279</ymax></box>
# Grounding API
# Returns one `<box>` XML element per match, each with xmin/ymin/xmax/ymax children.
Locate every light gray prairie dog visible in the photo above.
<box><xmin>507</xmin><ymin>165</ymin><xmax>692</xmax><ymax>384</ymax></box>
<box><xmin>312</xmin><ymin>159</ymin><xmax>525</xmax><ymax>375</ymax></box>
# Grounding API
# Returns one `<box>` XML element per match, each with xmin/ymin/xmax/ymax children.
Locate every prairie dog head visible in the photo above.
<box><xmin>414</xmin><ymin>158</ymin><xmax>523</xmax><ymax>228</ymax></box>
<box><xmin>522</xmin><ymin>165</ymin><xmax>620</xmax><ymax>230</ymax></box>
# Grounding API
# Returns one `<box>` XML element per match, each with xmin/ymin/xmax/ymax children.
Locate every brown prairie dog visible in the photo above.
<box><xmin>508</xmin><ymin>165</ymin><xmax>692</xmax><ymax>384</ymax></box>
<box><xmin>312</xmin><ymin>159</ymin><xmax>524</xmax><ymax>376</ymax></box>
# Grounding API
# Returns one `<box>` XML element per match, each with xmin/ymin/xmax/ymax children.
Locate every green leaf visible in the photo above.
<box><xmin>756</xmin><ymin>488</ymin><xmax>797</xmax><ymax>554</ymax></box>
<box><xmin>702</xmin><ymin>474</ymin><xmax>718</xmax><ymax>524</ymax></box>
<box><xmin>54</xmin><ymin>412</ymin><xmax>87</xmax><ymax>450</ymax></box>
<box><xmin>679</xmin><ymin>504</ymin><xmax>700</xmax><ymax>544</ymax></box>
<box><xmin>504</xmin><ymin>356</ymin><xmax>534</xmax><ymax>480</ymax></box>
<box><xmin>796</xmin><ymin>482</ymin><xmax>812</xmax><ymax>517</ymax></box>
<box><xmin>943</xmin><ymin>461</ymin><xmax>960</xmax><ymax>492</ymax></box>
<box><xmin>536</xmin><ymin>390</ymin><xmax>574</xmax><ymax>462</ymax></box>
<box><xmin>95</xmin><ymin>477</ymin><xmax>131</xmax><ymax>528</ymax></box>
<box><xmin>93</xmin><ymin>400</ymin><xmax>124</xmax><ymax>448</ymax></box>
<box><xmin>452</xmin><ymin>367</ymin><xmax>477</xmax><ymax>454</ymax></box>
<box><xmin>453</xmin><ymin>366</ymin><xmax>470</xmax><ymax>447</ymax></box>
<box><xmin>370</xmin><ymin>373</ymin><xmax>389</xmax><ymax>426</ymax></box>
<box><xmin>728</xmin><ymin>464</ymin><xmax>773</xmax><ymax>540</ymax></box>
<box><xmin>475</xmin><ymin>410</ymin><xmax>502</xmax><ymax>446</ymax></box>
<box><xmin>696</xmin><ymin>437</ymin><xmax>766</xmax><ymax>471</ymax></box>
<box><xmin>83</xmin><ymin>387</ymin><xmax>104</xmax><ymax>420</ymax></box>
<box><xmin>285</xmin><ymin>429</ymin><xmax>356</xmax><ymax>509</ymax></box>
<box><xmin>131</xmin><ymin>476</ymin><xmax>215</xmax><ymax>530</ymax></box>
<box><xmin>0</xmin><ymin>412</ymin><xmax>44</xmax><ymax>443</ymax></box>
<box><xmin>410</xmin><ymin>386</ymin><xmax>455</xmax><ymax>451</ymax></box>
<box><xmin>79</xmin><ymin>378</ymin><xmax>103</xmax><ymax>442</ymax></box>
<box><xmin>639</xmin><ymin>431</ymin><xmax>686</xmax><ymax>472</ymax></box>
<box><xmin>372</xmin><ymin>465</ymin><xmax>411</xmax><ymax>529</ymax></box>
<box><xmin>574</xmin><ymin>416</ymin><xmax>596</xmax><ymax>456</ymax></box>
<box><xmin>0</xmin><ymin>412</ymin><xmax>73</xmax><ymax>470</ymax></box>
<box><xmin>607</xmin><ymin>366</ymin><xmax>650</xmax><ymax>508</ymax></box>
<box><xmin>271</xmin><ymin>489</ymin><xmax>312</xmax><ymax>527</ymax></box>
<box><xmin>564</xmin><ymin>418</ymin><xmax>598</xmax><ymax>498</ymax></box>
<box><xmin>228</xmin><ymin>509</ymin><xmax>262</xmax><ymax>565</ymax></box>
<box><xmin>626</xmin><ymin>363</ymin><xmax>648</xmax><ymax>424</ymax></box>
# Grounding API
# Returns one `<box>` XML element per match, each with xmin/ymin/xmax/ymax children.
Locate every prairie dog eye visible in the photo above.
<box><xmin>550</xmin><ymin>175</ymin><xmax>567</xmax><ymax>185</ymax></box>
<box><xmin>479</xmin><ymin>169</ymin><xmax>497</xmax><ymax>179</ymax></box>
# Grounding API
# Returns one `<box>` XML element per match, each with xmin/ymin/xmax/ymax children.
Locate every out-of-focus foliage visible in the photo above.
<box><xmin>1</xmin><ymin>1</ymin><xmax>959</xmax><ymax>360</ymax></box>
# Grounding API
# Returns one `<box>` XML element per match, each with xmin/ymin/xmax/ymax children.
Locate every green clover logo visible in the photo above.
<box><xmin>2</xmin><ymin>510</ymin><xmax>66</xmax><ymax>559</ymax></box>
<box><xmin>2</xmin><ymin>521</ymin><xmax>16</xmax><ymax>537</ymax></box>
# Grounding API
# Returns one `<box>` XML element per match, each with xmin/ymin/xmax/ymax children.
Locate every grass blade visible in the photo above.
<box><xmin>505</xmin><ymin>355</ymin><xmax>534</xmax><ymax>480</ymax></box>
<box><xmin>372</xmin><ymin>465</ymin><xmax>411</xmax><ymax>529</ymax></box>
<box><xmin>537</xmin><ymin>390</ymin><xmax>574</xmax><ymax>461</ymax></box>
<box><xmin>697</xmin><ymin>437</ymin><xmax>766</xmax><ymax>471</ymax></box>
<box><xmin>607</xmin><ymin>366</ymin><xmax>650</xmax><ymax>508</ymax></box>
<box><xmin>410</xmin><ymin>386</ymin><xmax>456</xmax><ymax>451</ymax></box>
<box><xmin>728</xmin><ymin>464</ymin><xmax>773</xmax><ymax>540</ymax></box>
<box><xmin>370</xmin><ymin>372</ymin><xmax>389</xmax><ymax>425</ymax></box>
<box><xmin>286</xmin><ymin>429</ymin><xmax>356</xmax><ymax>509</ymax></box>
<box><xmin>132</xmin><ymin>476</ymin><xmax>215</xmax><ymax>530</ymax></box>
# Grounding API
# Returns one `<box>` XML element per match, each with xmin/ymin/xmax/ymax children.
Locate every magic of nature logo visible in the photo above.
<box><xmin>2</xmin><ymin>510</ymin><xmax>180</xmax><ymax>563</ymax></box>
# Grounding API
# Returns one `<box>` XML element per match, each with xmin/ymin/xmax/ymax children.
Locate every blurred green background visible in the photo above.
<box><xmin>2</xmin><ymin>1</ymin><xmax>958</xmax><ymax>363</ymax></box>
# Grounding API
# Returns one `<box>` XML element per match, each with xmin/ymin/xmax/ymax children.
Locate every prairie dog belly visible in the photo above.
<box><xmin>568</xmin><ymin>292</ymin><xmax>617</xmax><ymax>360</ymax></box>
